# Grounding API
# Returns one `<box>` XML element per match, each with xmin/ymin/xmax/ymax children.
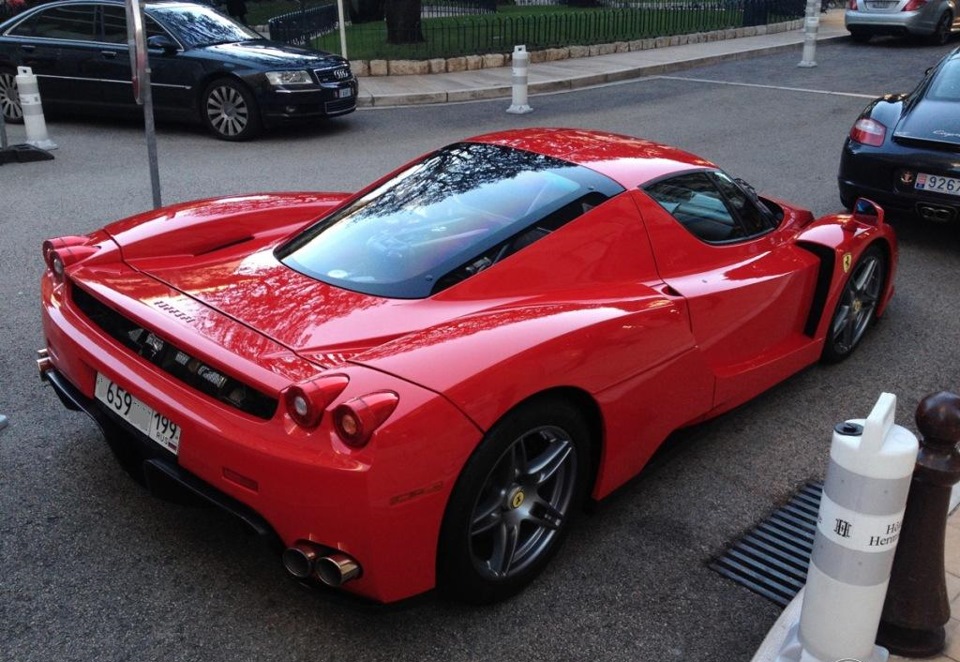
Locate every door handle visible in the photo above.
<box><xmin>100</xmin><ymin>50</ymin><xmax>119</xmax><ymax>59</ymax></box>
<box><xmin>20</xmin><ymin>44</ymin><xmax>35</xmax><ymax>53</ymax></box>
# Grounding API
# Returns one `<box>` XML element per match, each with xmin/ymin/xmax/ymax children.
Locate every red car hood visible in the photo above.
<box><xmin>127</xmin><ymin>246</ymin><xmax>486</xmax><ymax>368</ymax></box>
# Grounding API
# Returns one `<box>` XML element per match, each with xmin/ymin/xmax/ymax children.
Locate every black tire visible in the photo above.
<box><xmin>0</xmin><ymin>69</ymin><xmax>23</xmax><ymax>124</ymax></box>
<box><xmin>929</xmin><ymin>11</ymin><xmax>952</xmax><ymax>45</ymax></box>
<box><xmin>822</xmin><ymin>245</ymin><xmax>886</xmax><ymax>363</ymax></box>
<box><xmin>201</xmin><ymin>78</ymin><xmax>261</xmax><ymax>141</ymax></box>
<box><xmin>437</xmin><ymin>397</ymin><xmax>590</xmax><ymax>604</ymax></box>
<box><xmin>849</xmin><ymin>29</ymin><xmax>872</xmax><ymax>43</ymax></box>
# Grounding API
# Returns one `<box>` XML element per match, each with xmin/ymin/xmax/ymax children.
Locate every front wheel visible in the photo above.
<box><xmin>0</xmin><ymin>70</ymin><xmax>23</xmax><ymax>124</ymax></box>
<box><xmin>201</xmin><ymin>78</ymin><xmax>261</xmax><ymax>141</ymax></box>
<box><xmin>822</xmin><ymin>245</ymin><xmax>886</xmax><ymax>363</ymax></box>
<box><xmin>437</xmin><ymin>398</ymin><xmax>590</xmax><ymax>604</ymax></box>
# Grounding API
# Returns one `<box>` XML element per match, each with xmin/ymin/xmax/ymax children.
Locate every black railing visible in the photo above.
<box><xmin>286</xmin><ymin>0</ymin><xmax>805</xmax><ymax>60</ymax></box>
<box><xmin>268</xmin><ymin>0</ymin><xmax>338</xmax><ymax>45</ymax></box>
<box><xmin>422</xmin><ymin>0</ymin><xmax>497</xmax><ymax>16</ymax></box>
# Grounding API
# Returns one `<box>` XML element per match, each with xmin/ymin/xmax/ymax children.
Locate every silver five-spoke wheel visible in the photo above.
<box><xmin>823</xmin><ymin>245</ymin><xmax>885</xmax><ymax>362</ymax></box>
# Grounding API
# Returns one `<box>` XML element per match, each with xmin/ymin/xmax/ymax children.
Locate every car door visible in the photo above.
<box><xmin>3</xmin><ymin>3</ymin><xmax>100</xmax><ymax>108</ymax></box>
<box><xmin>96</xmin><ymin>4</ymin><xmax>199</xmax><ymax>116</ymax></box>
<box><xmin>637</xmin><ymin>170</ymin><xmax>822</xmax><ymax>411</ymax></box>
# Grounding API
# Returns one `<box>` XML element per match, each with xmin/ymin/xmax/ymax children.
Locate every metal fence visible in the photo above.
<box><xmin>302</xmin><ymin>0</ymin><xmax>804</xmax><ymax>60</ymax></box>
<box><xmin>267</xmin><ymin>1</ymin><xmax>338</xmax><ymax>44</ymax></box>
<box><xmin>422</xmin><ymin>0</ymin><xmax>498</xmax><ymax>16</ymax></box>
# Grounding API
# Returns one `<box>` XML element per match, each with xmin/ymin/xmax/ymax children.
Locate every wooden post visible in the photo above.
<box><xmin>876</xmin><ymin>391</ymin><xmax>960</xmax><ymax>656</ymax></box>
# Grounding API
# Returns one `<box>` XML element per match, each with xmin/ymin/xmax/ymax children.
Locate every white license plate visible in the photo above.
<box><xmin>337</xmin><ymin>88</ymin><xmax>353</xmax><ymax>99</ymax></box>
<box><xmin>868</xmin><ymin>1</ymin><xmax>895</xmax><ymax>7</ymax></box>
<box><xmin>915</xmin><ymin>173</ymin><xmax>960</xmax><ymax>196</ymax></box>
<box><xmin>95</xmin><ymin>373</ymin><xmax>181</xmax><ymax>454</ymax></box>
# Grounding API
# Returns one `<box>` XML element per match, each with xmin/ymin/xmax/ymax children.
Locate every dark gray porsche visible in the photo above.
<box><xmin>838</xmin><ymin>46</ymin><xmax>960</xmax><ymax>224</ymax></box>
<box><xmin>0</xmin><ymin>0</ymin><xmax>357</xmax><ymax>140</ymax></box>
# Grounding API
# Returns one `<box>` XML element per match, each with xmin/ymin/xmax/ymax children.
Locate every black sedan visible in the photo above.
<box><xmin>0</xmin><ymin>0</ymin><xmax>358</xmax><ymax>140</ymax></box>
<box><xmin>838</xmin><ymin>46</ymin><xmax>960</xmax><ymax>224</ymax></box>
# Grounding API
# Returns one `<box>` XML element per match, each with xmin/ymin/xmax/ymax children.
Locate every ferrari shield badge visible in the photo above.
<box><xmin>842</xmin><ymin>253</ymin><xmax>853</xmax><ymax>274</ymax></box>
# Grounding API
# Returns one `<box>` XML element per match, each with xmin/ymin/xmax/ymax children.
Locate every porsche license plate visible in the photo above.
<box><xmin>915</xmin><ymin>173</ymin><xmax>960</xmax><ymax>196</ymax></box>
<box><xmin>95</xmin><ymin>373</ymin><xmax>181</xmax><ymax>454</ymax></box>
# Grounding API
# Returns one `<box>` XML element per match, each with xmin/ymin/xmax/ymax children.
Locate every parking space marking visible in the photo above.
<box><xmin>654</xmin><ymin>75</ymin><xmax>877</xmax><ymax>99</ymax></box>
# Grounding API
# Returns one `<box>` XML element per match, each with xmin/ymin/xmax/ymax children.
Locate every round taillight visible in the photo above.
<box><xmin>333</xmin><ymin>391</ymin><xmax>399</xmax><ymax>449</ymax></box>
<box><xmin>283</xmin><ymin>375</ymin><xmax>350</xmax><ymax>430</ymax></box>
<box><xmin>51</xmin><ymin>252</ymin><xmax>65</xmax><ymax>279</ymax></box>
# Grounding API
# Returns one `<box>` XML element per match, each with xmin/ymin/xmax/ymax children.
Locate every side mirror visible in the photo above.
<box><xmin>851</xmin><ymin>197</ymin><xmax>885</xmax><ymax>226</ymax></box>
<box><xmin>147</xmin><ymin>35</ymin><xmax>178</xmax><ymax>53</ymax></box>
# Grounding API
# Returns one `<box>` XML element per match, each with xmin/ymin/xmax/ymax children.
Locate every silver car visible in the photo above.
<box><xmin>845</xmin><ymin>0</ymin><xmax>959</xmax><ymax>44</ymax></box>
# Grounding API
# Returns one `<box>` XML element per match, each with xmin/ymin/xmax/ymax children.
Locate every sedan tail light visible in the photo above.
<box><xmin>902</xmin><ymin>0</ymin><xmax>927</xmax><ymax>10</ymax></box>
<box><xmin>849</xmin><ymin>118</ymin><xmax>887</xmax><ymax>147</ymax></box>
<box><xmin>333</xmin><ymin>391</ymin><xmax>399</xmax><ymax>448</ymax></box>
<box><xmin>283</xmin><ymin>375</ymin><xmax>349</xmax><ymax>429</ymax></box>
<box><xmin>849</xmin><ymin>0</ymin><xmax>857</xmax><ymax>8</ymax></box>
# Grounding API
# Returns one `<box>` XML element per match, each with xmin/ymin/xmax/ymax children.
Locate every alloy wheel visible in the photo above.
<box><xmin>829</xmin><ymin>250</ymin><xmax>883</xmax><ymax>357</ymax></box>
<box><xmin>0</xmin><ymin>72</ymin><xmax>23</xmax><ymax>122</ymax></box>
<box><xmin>205</xmin><ymin>83</ymin><xmax>250</xmax><ymax>139</ymax></box>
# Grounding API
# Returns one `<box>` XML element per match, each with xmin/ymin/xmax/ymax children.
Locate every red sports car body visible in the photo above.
<box><xmin>38</xmin><ymin>129</ymin><xmax>897</xmax><ymax>604</ymax></box>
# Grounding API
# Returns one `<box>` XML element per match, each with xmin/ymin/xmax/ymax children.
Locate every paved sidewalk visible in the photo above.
<box><xmin>753</xmin><ymin>500</ymin><xmax>960</xmax><ymax>662</ymax></box>
<box><xmin>355</xmin><ymin>10</ymin><xmax>849</xmax><ymax>108</ymax></box>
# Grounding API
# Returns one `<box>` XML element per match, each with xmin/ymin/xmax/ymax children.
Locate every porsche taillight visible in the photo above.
<box><xmin>283</xmin><ymin>375</ymin><xmax>349</xmax><ymax>429</ymax></box>
<box><xmin>849</xmin><ymin>118</ymin><xmax>887</xmax><ymax>147</ymax></box>
<box><xmin>333</xmin><ymin>391</ymin><xmax>399</xmax><ymax>449</ymax></box>
<box><xmin>42</xmin><ymin>236</ymin><xmax>98</xmax><ymax>281</ymax></box>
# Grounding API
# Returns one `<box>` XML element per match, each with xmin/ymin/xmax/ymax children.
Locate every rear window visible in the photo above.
<box><xmin>277</xmin><ymin>142</ymin><xmax>623</xmax><ymax>299</ymax></box>
<box><xmin>928</xmin><ymin>57</ymin><xmax>960</xmax><ymax>101</ymax></box>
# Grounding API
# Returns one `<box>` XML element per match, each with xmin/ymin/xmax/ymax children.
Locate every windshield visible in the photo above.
<box><xmin>149</xmin><ymin>3</ymin><xmax>261</xmax><ymax>47</ymax></box>
<box><xmin>277</xmin><ymin>142</ymin><xmax>624</xmax><ymax>299</ymax></box>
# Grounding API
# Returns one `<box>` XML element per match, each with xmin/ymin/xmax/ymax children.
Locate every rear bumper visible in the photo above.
<box><xmin>845</xmin><ymin>9</ymin><xmax>937</xmax><ymax>35</ymax></box>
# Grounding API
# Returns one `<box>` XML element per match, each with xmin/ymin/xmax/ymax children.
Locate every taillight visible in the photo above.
<box><xmin>849</xmin><ymin>118</ymin><xmax>886</xmax><ymax>146</ymax></box>
<box><xmin>283</xmin><ymin>374</ymin><xmax>349</xmax><ymax>429</ymax></box>
<box><xmin>333</xmin><ymin>391</ymin><xmax>399</xmax><ymax>448</ymax></box>
<box><xmin>902</xmin><ymin>0</ymin><xmax>926</xmax><ymax>11</ymax></box>
<box><xmin>849</xmin><ymin>0</ymin><xmax>857</xmax><ymax>8</ymax></box>
<box><xmin>41</xmin><ymin>237</ymin><xmax>99</xmax><ymax>281</ymax></box>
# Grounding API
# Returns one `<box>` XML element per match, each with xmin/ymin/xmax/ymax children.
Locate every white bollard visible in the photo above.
<box><xmin>777</xmin><ymin>392</ymin><xmax>919</xmax><ymax>662</ymax></box>
<box><xmin>16</xmin><ymin>66</ymin><xmax>57</xmax><ymax>150</ymax></box>
<box><xmin>506</xmin><ymin>45</ymin><xmax>533</xmax><ymax>115</ymax></box>
<box><xmin>798</xmin><ymin>0</ymin><xmax>820</xmax><ymax>68</ymax></box>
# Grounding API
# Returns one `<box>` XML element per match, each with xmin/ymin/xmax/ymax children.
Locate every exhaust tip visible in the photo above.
<box><xmin>282</xmin><ymin>542</ymin><xmax>321</xmax><ymax>579</ymax></box>
<box><xmin>315</xmin><ymin>553</ymin><xmax>361</xmax><ymax>587</ymax></box>
<box><xmin>37</xmin><ymin>350</ymin><xmax>52</xmax><ymax>381</ymax></box>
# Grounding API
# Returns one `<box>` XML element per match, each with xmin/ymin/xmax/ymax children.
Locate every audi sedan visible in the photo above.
<box><xmin>838</xmin><ymin>45</ymin><xmax>960</xmax><ymax>223</ymax></box>
<box><xmin>0</xmin><ymin>0</ymin><xmax>357</xmax><ymax>140</ymax></box>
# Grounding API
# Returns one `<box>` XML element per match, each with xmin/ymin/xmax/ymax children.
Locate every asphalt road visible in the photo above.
<box><xmin>2</xmin><ymin>36</ymin><xmax>959</xmax><ymax>662</ymax></box>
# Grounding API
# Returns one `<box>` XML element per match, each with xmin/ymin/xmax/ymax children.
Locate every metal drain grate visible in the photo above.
<box><xmin>708</xmin><ymin>481</ymin><xmax>823</xmax><ymax>607</ymax></box>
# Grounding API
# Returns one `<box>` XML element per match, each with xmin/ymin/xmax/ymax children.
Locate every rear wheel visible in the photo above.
<box><xmin>201</xmin><ymin>78</ymin><xmax>261</xmax><ymax>141</ymax></box>
<box><xmin>822</xmin><ymin>245</ymin><xmax>886</xmax><ymax>363</ymax></box>
<box><xmin>929</xmin><ymin>11</ymin><xmax>952</xmax><ymax>45</ymax></box>
<box><xmin>437</xmin><ymin>398</ymin><xmax>590</xmax><ymax>604</ymax></box>
<box><xmin>0</xmin><ymin>70</ymin><xmax>23</xmax><ymax>124</ymax></box>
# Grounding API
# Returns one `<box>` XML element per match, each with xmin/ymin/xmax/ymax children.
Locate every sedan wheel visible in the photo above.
<box><xmin>0</xmin><ymin>71</ymin><xmax>23</xmax><ymax>123</ymax></box>
<box><xmin>822</xmin><ymin>246</ymin><xmax>885</xmax><ymax>363</ymax></box>
<box><xmin>930</xmin><ymin>12</ymin><xmax>953</xmax><ymax>45</ymax></box>
<box><xmin>437</xmin><ymin>398</ymin><xmax>589</xmax><ymax>604</ymax></box>
<box><xmin>202</xmin><ymin>78</ymin><xmax>261</xmax><ymax>141</ymax></box>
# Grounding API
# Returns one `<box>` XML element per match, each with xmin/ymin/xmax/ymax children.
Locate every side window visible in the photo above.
<box><xmin>101</xmin><ymin>6</ymin><xmax>126</xmax><ymax>43</ymax></box>
<box><xmin>101</xmin><ymin>7</ymin><xmax>174</xmax><ymax>45</ymax></box>
<box><xmin>10</xmin><ymin>5</ymin><xmax>97</xmax><ymax>41</ymax></box>
<box><xmin>709</xmin><ymin>171</ymin><xmax>775</xmax><ymax>236</ymax></box>
<box><xmin>645</xmin><ymin>172</ymin><xmax>745</xmax><ymax>243</ymax></box>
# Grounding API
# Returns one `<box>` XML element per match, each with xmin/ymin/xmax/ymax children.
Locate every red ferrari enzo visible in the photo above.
<box><xmin>38</xmin><ymin>129</ymin><xmax>897</xmax><ymax>605</ymax></box>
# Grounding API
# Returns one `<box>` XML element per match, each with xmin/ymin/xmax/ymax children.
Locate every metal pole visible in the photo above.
<box><xmin>336</xmin><ymin>0</ymin><xmax>348</xmax><ymax>60</ymax></box>
<box><xmin>142</xmin><ymin>63</ymin><xmax>162</xmax><ymax>209</ymax></box>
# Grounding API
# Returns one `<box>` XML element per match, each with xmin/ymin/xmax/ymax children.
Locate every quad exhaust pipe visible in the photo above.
<box><xmin>282</xmin><ymin>542</ymin><xmax>361</xmax><ymax>587</ymax></box>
